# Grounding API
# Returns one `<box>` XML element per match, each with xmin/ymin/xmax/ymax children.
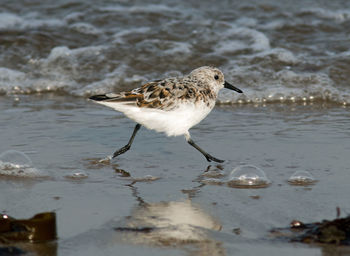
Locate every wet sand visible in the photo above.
<box><xmin>1</xmin><ymin>95</ymin><xmax>350</xmax><ymax>255</ymax></box>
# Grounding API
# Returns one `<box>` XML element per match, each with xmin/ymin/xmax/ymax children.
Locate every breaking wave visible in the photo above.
<box><xmin>0</xmin><ymin>1</ymin><xmax>350</xmax><ymax>106</ymax></box>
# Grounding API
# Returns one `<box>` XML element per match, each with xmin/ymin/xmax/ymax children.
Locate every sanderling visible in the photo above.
<box><xmin>89</xmin><ymin>66</ymin><xmax>242</xmax><ymax>163</ymax></box>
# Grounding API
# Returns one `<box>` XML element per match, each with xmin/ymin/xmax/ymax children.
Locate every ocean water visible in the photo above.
<box><xmin>1</xmin><ymin>0</ymin><xmax>350</xmax><ymax>104</ymax></box>
<box><xmin>1</xmin><ymin>1</ymin><xmax>350</xmax><ymax>255</ymax></box>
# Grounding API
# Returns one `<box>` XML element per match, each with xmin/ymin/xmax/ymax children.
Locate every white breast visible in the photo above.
<box><xmin>98</xmin><ymin>101</ymin><xmax>214</xmax><ymax>137</ymax></box>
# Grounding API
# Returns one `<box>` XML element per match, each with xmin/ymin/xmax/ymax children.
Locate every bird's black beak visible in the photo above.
<box><xmin>224</xmin><ymin>81</ymin><xmax>243</xmax><ymax>93</ymax></box>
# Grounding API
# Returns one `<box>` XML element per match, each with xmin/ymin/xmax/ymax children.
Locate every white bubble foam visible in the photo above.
<box><xmin>228</xmin><ymin>165</ymin><xmax>270</xmax><ymax>188</ymax></box>
<box><xmin>1</xmin><ymin>6</ymin><xmax>350</xmax><ymax>108</ymax></box>
<box><xmin>112</xmin><ymin>27</ymin><xmax>151</xmax><ymax>43</ymax></box>
<box><xmin>0</xmin><ymin>68</ymin><xmax>26</xmax><ymax>94</ymax></box>
<box><xmin>215</xmin><ymin>26</ymin><xmax>270</xmax><ymax>54</ymax></box>
<box><xmin>300</xmin><ymin>8</ymin><xmax>350</xmax><ymax>23</ymax></box>
<box><xmin>235</xmin><ymin>17</ymin><xmax>258</xmax><ymax>27</ymax></box>
<box><xmin>255</xmin><ymin>48</ymin><xmax>299</xmax><ymax>64</ymax></box>
<box><xmin>163</xmin><ymin>41</ymin><xmax>191</xmax><ymax>55</ymax></box>
<box><xmin>259</xmin><ymin>20</ymin><xmax>286</xmax><ymax>30</ymax></box>
<box><xmin>69</xmin><ymin>22</ymin><xmax>102</xmax><ymax>35</ymax></box>
<box><xmin>74</xmin><ymin>65</ymin><xmax>129</xmax><ymax>96</ymax></box>
<box><xmin>46</xmin><ymin>45</ymin><xmax>104</xmax><ymax>62</ymax></box>
<box><xmin>99</xmin><ymin>4</ymin><xmax>179</xmax><ymax>15</ymax></box>
<box><xmin>25</xmin><ymin>17</ymin><xmax>65</xmax><ymax>29</ymax></box>
<box><xmin>1</xmin><ymin>43</ymin><xmax>109</xmax><ymax>95</ymax></box>
<box><xmin>218</xmin><ymin>69</ymin><xmax>350</xmax><ymax>105</ymax></box>
<box><xmin>0</xmin><ymin>67</ymin><xmax>26</xmax><ymax>82</ymax></box>
<box><xmin>0</xmin><ymin>13</ymin><xmax>23</xmax><ymax>30</ymax></box>
<box><xmin>64</xmin><ymin>12</ymin><xmax>84</xmax><ymax>23</ymax></box>
<box><xmin>0</xmin><ymin>12</ymin><xmax>65</xmax><ymax>31</ymax></box>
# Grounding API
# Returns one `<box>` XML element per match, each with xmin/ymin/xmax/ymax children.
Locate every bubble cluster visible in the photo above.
<box><xmin>228</xmin><ymin>165</ymin><xmax>271</xmax><ymax>188</ymax></box>
<box><xmin>288</xmin><ymin>171</ymin><xmax>316</xmax><ymax>186</ymax></box>
<box><xmin>0</xmin><ymin>150</ymin><xmax>41</xmax><ymax>177</ymax></box>
<box><xmin>65</xmin><ymin>170</ymin><xmax>88</xmax><ymax>180</ymax></box>
<box><xmin>0</xmin><ymin>150</ymin><xmax>32</xmax><ymax>167</ymax></box>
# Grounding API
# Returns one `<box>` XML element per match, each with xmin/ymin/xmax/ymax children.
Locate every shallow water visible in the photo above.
<box><xmin>1</xmin><ymin>96</ymin><xmax>350</xmax><ymax>255</ymax></box>
<box><xmin>1</xmin><ymin>0</ymin><xmax>350</xmax><ymax>255</ymax></box>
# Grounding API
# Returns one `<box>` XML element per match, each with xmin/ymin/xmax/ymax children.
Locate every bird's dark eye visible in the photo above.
<box><xmin>214</xmin><ymin>75</ymin><xmax>219</xmax><ymax>80</ymax></box>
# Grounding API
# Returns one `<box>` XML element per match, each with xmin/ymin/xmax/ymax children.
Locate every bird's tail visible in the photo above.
<box><xmin>89</xmin><ymin>93</ymin><xmax>143</xmax><ymax>103</ymax></box>
<box><xmin>89</xmin><ymin>94</ymin><xmax>113</xmax><ymax>101</ymax></box>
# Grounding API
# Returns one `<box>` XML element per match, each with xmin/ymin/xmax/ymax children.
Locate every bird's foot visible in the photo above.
<box><xmin>205</xmin><ymin>154</ymin><xmax>225</xmax><ymax>163</ymax></box>
<box><xmin>112</xmin><ymin>145</ymin><xmax>131</xmax><ymax>158</ymax></box>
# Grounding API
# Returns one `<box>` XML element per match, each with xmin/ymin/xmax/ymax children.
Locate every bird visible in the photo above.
<box><xmin>89</xmin><ymin>66</ymin><xmax>243</xmax><ymax>163</ymax></box>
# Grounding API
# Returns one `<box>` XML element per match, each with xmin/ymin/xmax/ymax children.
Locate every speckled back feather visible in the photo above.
<box><xmin>93</xmin><ymin>75</ymin><xmax>217</xmax><ymax>111</ymax></box>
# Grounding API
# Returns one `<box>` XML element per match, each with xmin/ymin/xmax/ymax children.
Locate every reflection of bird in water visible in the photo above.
<box><xmin>114</xmin><ymin>183</ymin><xmax>224</xmax><ymax>256</ymax></box>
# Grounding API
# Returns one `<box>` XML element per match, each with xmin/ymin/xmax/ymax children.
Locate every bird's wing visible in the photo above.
<box><xmin>89</xmin><ymin>78</ymin><xmax>197</xmax><ymax>110</ymax></box>
<box><xmin>89</xmin><ymin>91</ymin><xmax>144</xmax><ymax>103</ymax></box>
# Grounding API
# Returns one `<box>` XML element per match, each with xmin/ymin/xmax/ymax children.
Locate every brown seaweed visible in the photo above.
<box><xmin>0</xmin><ymin>212</ymin><xmax>56</xmax><ymax>243</ymax></box>
<box><xmin>271</xmin><ymin>215</ymin><xmax>350</xmax><ymax>245</ymax></box>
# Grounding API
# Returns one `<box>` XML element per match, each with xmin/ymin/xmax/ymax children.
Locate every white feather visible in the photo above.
<box><xmin>96</xmin><ymin>101</ymin><xmax>212</xmax><ymax>137</ymax></box>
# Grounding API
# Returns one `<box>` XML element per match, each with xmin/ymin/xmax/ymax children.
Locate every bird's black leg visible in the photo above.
<box><xmin>185</xmin><ymin>133</ymin><xmax>224</xmax><ymax>163</ymax></box>
<box><xmin>113</xmin><ymin>124</ymin><xmax>141</xmax><ymax>158</ymax></box>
